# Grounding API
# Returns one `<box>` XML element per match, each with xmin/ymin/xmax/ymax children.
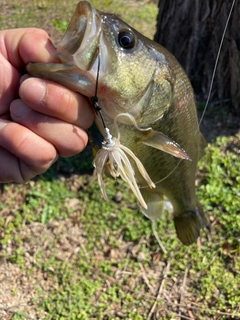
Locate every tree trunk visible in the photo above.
<box><xmin>154</xmin><ymin>0</ymin><xmax>240</xmax><ymax>113</ymax></box>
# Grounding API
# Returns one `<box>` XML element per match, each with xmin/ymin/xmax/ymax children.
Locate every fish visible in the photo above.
<box><xmin>27</xmin><ymin>1</ymin><xmax>207</xmax><ymax>245</ymax></box>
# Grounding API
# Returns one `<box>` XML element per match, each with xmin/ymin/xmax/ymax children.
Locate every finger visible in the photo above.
<box><xmin>19</xmin><ymin>28</ymin><xmax>57</xmax><ymax>64</ymax></box>
<box><xmin>0</xmin><ymin>53</ymin><xmax>20</xmax><ymax>115</ymax></box>
<box><xmin>19</xmin><ymin>77</ymin><xmax>94</xmax><ymax>129</ymax></box>
<box><xmin>1</xmin><ymin>28</ymin><xmax>57</xmax><ymax>70</ymax></box>
<box><xmin>0</xmin><ymin>146</ymin><xmax>23</xmax><ymax>182</ymax></box>
<box><xmin>0</xmin><ymin>119</ymin><xmax>57</xmax><ymax>180</ymax></box>
<box><xmin>0</xmin><ymin>146</ymin><xmax>40</xmax><ymax>183</ymax></box>
<box><xmin>10</xmin><ymin>100</ymin><xmax>89</xmax><ymax>157</ymax></box>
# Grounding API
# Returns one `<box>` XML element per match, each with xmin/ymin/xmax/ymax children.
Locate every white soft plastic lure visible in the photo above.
<box><xmin>92</xmin><ymin>114</ymin><xmax>156</xmax><ymax>209</ymax></box>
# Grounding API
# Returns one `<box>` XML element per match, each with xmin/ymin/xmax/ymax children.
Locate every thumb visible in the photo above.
<box><xmin>1</xmin><ymin>28</ymin><xmax>57</xmax><ymax>70</ymax></box>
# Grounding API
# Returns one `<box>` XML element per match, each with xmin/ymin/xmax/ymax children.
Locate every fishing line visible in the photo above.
<box><xmin>151</xmin><ymin>220</ymin><xmax>167</xmax><ymax>254</ymax></box>
<box><xmin>91</xmin><ymin>54</ymin><xmax>116</xmax><ymax>149</ymax></box>
<box><xmin>91</xmin><ymin>54</ymin><xmax>107</xmax><ymax>129</ymax></box>
<box><xmin>140</xmin><ymin>159</ymin><xmax>182</xmax><ymax>189</ymax></box>
<box><xmin>198</xmin><ymin>0</ymin><xmax>236</xmax><ymax>128</ymax></box>
<box><xmin>94</xmin><ymin>50</ymin><xmax>101</xmax><ymax>98</ymax></box>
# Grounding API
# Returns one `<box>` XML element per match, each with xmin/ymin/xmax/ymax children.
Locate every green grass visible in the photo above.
<box><xmin>0</xmin><ymin>0</ymin><xmax>157</xmax><ymax>43</ymax></box>
<box><xmin>0</xmin><ymin>1</ymin><xmax>240</xmax><ymax>319</ymax></box>
<box><xmin>1</xmin><ymin>135</ymin><xmax>239</xmax><ymax>319</ymax></box>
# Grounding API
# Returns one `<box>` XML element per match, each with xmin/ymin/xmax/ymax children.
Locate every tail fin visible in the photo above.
<box><xmin>174</xmin><ymin>202</ymin><xmax>207</xmax><ymax>245</ymax></box>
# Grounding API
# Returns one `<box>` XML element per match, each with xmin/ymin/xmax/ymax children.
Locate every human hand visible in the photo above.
<box><xmin>0</xmin><ymin>28</ymin><xmax>94</xmax><ymax>183</ymax></box>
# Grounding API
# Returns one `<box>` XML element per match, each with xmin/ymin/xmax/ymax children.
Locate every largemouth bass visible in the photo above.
<box><xmin>27</xmin><ymin>1</ymin><xmax>207</xmax><ymax>245</ymax></box>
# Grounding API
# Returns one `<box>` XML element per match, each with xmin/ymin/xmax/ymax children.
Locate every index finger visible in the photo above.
<box><xmin>19</xmin><ymin>77</ymin><xmax>94</xmax><ymax>129</ymax></box>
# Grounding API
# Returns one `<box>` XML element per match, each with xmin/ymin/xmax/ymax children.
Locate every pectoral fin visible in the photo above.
<box><xmin>142</xmin><ymin>130</ymin><xmax>191</xmax><ymax>160</ymax></box>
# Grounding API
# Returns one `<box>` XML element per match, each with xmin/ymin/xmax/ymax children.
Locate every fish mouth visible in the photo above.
<box><xmin>56</xmin><ymin>1</ymin><xmax>102</xmax><ymax>71</ymax></box>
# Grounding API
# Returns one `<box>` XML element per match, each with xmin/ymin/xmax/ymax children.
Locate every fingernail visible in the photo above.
<box><xmin>20</xmin><ymin>74</ymin><xmax>30</xmax><ymax>84</ymax></box>
<box><xmin>20</xmin><ymin>78</ymin><xmax>46</xmax><ymax>104</ymax></box>
<box><xmin>10</xmin><ymin>100</ymin><xmax>30</xmax><ymax>118</ymax></box>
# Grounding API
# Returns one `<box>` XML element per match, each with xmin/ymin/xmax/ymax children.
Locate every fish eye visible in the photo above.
<box><xmin>118</xmin><ymin>31</ymin><xmax>135</xmax><ymax>49</ymax></box>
